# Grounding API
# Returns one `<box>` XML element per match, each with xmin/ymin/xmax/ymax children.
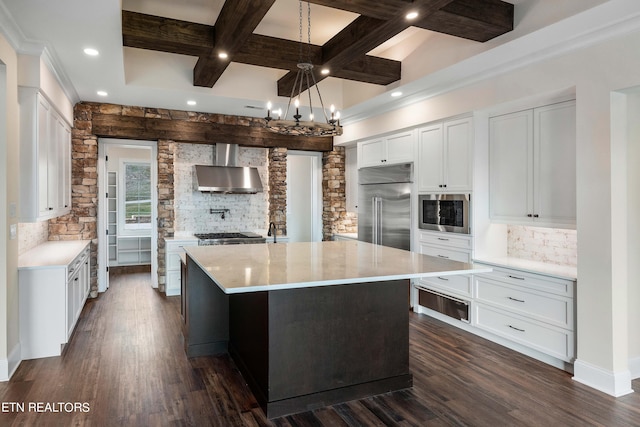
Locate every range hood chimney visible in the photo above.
<box><xmin>195</xmin><ymin>144</ymin><xmax>263</xmax><ymax>194</ymax></box>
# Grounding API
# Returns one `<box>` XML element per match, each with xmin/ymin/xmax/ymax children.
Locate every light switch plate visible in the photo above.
<box><xmin>10</xmin><ymin>224</ymin><xmax>17</xmax><ymax>240</ymax></box>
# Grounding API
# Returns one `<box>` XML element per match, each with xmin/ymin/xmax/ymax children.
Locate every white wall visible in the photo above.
<box><xmin>0</xmin><ymin>32</ymin><xmax>21</xmax><ymax>380</ymax></box>
<box><xmin>338</xmin><ymin>25</ymin><xmax>640</xmax><ymax>395</ymax></box>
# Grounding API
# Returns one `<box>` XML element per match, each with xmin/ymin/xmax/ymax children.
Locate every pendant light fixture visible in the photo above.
<box><xmin>264</xmin><ymin>1</ymin><xmax>342</xmax><ymax>137</ymax></box>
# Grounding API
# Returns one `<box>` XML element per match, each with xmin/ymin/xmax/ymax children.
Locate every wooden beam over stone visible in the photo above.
<box><xmin>91</xmin><ymin>114</ymin><xmax>333</xmax><ymax>152</ymax></box>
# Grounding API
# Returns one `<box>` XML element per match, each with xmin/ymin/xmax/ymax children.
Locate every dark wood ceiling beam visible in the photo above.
<box><xmin>193</xmin><ymin>0</ymin><xmax>276</xmax><ymax>87</ymax></box>
<box><xmin>414</xmin><ymin>0</ymin><xmax>514</xmax><ymax>42</ymax></box>
<box><xmin>122</xmin><ymin>10</ymin><xmax>212</xmax><ymax>56</ymax></box>
<box><xmin>91</xmin><ymin>114</ymin><xmax>333</xmax><ymax>151</ymax></box>
<box><xmin>278</xmin><ymin>0</ymin><xmax>456</xmax><ymax>97</ymax></box>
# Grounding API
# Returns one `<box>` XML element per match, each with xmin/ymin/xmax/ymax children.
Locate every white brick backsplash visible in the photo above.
<box><xmin>174</xmin><ymin>143</ymin><xmax>269</xmax><ymax>234</ymax></box>
<box><xmin>507</xmin><ymin>225</ymin><xmax>577</xmax><ymax>267</ymax></box>
<box><xmin>18</xmin><ymin>221</ymin><xmax>49</xmax><ymax>255</ymax></box>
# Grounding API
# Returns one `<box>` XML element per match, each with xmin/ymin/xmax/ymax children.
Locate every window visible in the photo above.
<box><xmin>123</xmin><ymin>162</ymin><xmax>151</xmax><ymax>230</ymax></box>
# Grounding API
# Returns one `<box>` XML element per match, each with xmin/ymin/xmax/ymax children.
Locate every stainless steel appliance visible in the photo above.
<box><xmin>415</xmin><ymin>285</ymin><xmax>470</xmax><ymax>323</ymax></box>
<box><xmin>194</xmin><ymin>232</ymin><xmax>266</xmax><ymax>245</ymax></box>
<box><xmin>358</xmin><ymin>163</ymin><xmax>412</xmax><ymax>251</ymax></box>
<box><xmin>418</xmin><ymin>193</ymin><xmax>470</xmax><ymax>234</ymax></box>
<box><xmin>194</xmin><ymin>144</ymin><xmax>263</xmax><ymax>194</ymax></box>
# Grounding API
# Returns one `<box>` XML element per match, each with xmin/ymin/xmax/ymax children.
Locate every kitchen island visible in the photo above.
<box><xmin>184</xmin><ymin>240</ymin><xmax>490</xmax><ymax>418</ymax></box>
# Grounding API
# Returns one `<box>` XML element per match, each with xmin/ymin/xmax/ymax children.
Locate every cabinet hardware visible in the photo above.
<box><xmin>437</xmin><ymin>255</ymin><xmax>449</xmax><ymax>259</ymax></box>
<box><xmin>437</xmin><ymin>237</ymin><xmax>449</xmax><ymax>241</ymax></box>
<box><xmin>527</xmin><ymin>214</ymin><xmax>533</xmax><ymax>217</ymax></box>
<box><xmin>508</xmin><ymin>296</ymin><xmax>525</xmax><ymax>303</ymax></box>
<box><xmin>533</xmin><ymin>214</ymin><xmax>539</xmax><ymax>218</ymax></box>
<box><xmin>508</xmin><ymin>325</ymin><xmax>525</xmax><ymax>332</ymax></box>
<box><xmin>507</xmin><ymin>275</ymin><xmax>525</xmax><ymax>280</ymax></box>
<box><xmin>437</xmin><ymin>276</ymin><xmax>449</xmax><ymax>281</ymax></box>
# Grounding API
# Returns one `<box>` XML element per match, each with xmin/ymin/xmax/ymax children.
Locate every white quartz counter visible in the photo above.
<box><xmin>18</xmin><ymin>240</ymin><xmax>90</xmax><ymax>269</ymax></box>
<box><xmin>186</xmin><ymin>240</ymin><xmax>491</xmax><ymax>294</ymax></box>
<box><xmin>473</xmin><ymin>256</ymin><xmax>577</xmax><ymax>281</ymax></box>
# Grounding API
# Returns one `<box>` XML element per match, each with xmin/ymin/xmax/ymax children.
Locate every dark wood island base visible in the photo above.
<box><xmin>184</xmin><ymin>256</ymin><xmax>412</xmax><ymax>419</ymax></box>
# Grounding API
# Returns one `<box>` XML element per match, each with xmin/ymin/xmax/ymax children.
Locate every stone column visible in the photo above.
<box><xmin>268</xmin><ymin>147</ymin><xmax>287</xmax><ymax>236</ymax></box>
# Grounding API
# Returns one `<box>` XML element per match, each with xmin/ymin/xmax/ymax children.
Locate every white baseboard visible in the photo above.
<box><xmin>573</xmin><ymin>359</ymin><xmax>635</xmax><ymax>397</ymax></box>
<box><xmin>0</xmin><ymin>342</ymin><xmax>22</xmax><ymax>381</ymax></box>
<box><xmin>628</xmin><ymin>356</ymin><xmax>640</xmax><ymax>379</ymax></box>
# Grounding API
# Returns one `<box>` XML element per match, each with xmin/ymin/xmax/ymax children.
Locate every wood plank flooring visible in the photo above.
<box><xmin>1</xmin><ymin>270</ymin><xmax>639</xmax><ymax>426</ymax></box>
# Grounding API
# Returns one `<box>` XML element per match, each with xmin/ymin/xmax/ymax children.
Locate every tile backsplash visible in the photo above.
<box><xmin>173</xmin><ymin>143</ymin><xmax>269</xmax><ymax>234</ymax></box>
<box><xmin>18</xmin><ymin>221</ymin><xmax>49</xmax><ymax>255</ymax></box>
<box><xmin>507</xmin><ymin>225</ymin><xmax>577</xmax><ymax>267</ymax></box>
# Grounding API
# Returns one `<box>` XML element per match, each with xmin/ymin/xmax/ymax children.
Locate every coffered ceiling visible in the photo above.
<box><xmin>0</xmin><ymin>0</ymin><xmax>610</xmax><ymax>122</ymax></box>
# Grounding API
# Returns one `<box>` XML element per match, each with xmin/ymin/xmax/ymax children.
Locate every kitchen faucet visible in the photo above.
<box><xmin>267</xmin><ymin>222</ymin><xmax>277</xmax><ymax>243</ymax></box>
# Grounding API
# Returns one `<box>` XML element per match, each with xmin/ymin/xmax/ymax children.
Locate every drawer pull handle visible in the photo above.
<box><xmin>437</xmin><ymin>255</ymin><xmax>450</xmax><ymax>259</ymax></box>
<box><xmin>437</xmin><ymin>276</ymin><xmax>449</xmax><ymax>281</ymax></box>
<box><xmin>507</xmin><ymin>296</ymin><xmax>525</xmax><ymax>303</ymax></box>
<box><xmin>437</xmin><ymin>238</ymin><xmax>449</xmax><ymax>241</ymax></box>
<box><xmin>508</xmin><ymin>325</ymin><xmax>525</xmax><ymax>332</ymax></box>
<box><xmin>508</xmin><ymin>275</ymin><xmax>525</xmax><ymax>280</ymax></box>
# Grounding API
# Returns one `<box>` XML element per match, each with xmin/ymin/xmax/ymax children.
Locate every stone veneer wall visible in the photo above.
<box><xmin>268</xmin><ymin>148</ymin><xmax>287</xmax><ymax>236</ymax></box>
<box><xmin>156</xmin><ymin>140</ymin><xmax>175</xmax><ymax>292</ymax></box>
<box><xmin>322</xmin><ymin>146</ymin><xmax>357</xmax><ymax>240</ymax></box>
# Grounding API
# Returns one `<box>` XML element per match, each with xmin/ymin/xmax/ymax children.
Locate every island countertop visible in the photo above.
<box><xmin>185</xmin><ymin>240</ymin><xmax>491</xmax><ymax>294</ymax></box>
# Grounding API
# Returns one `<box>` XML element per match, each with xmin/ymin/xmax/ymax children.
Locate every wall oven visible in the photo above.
<box><xmin>418</xmin><ymin>194</ymin><xmax>470</xmax><ymax>234</ymax></box>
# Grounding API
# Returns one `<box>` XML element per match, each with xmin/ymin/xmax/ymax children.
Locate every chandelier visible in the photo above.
<box><xmin>264</xmin><ymin>1</ymin><xmax>342</xmax><ymax>137</ymax></box>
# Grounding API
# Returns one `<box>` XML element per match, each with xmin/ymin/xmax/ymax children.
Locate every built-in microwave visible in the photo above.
<box><xmin>418</xmin><ymin>194</ymin><xmax>470</xmax><ymax>234</ymax></box>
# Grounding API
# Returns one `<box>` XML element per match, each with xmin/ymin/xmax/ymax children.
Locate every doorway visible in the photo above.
<box><xmin>97</xmin><ymin>139</ymin><xmax>158</xmax><ymax>292</ymax></box>
<box><xmin>286</xmin><ymin>151</ymin><xmax>322</xmax><ymax>242</ymax></box>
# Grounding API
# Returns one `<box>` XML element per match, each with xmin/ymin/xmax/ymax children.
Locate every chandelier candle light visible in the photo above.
<box><xmin>264</xmin><ymin>1</ymin><xmax>343</xmax><ymax>137</ymax></box>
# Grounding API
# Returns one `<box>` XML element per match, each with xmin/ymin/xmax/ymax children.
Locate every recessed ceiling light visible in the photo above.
<box><xmin>84</xmin><ymin>48</ymin><xmax>99</xmax><ymax>56</ymax></box>
<box><xmin>321</xmin><ymin>68</ymin><xmax>330</xmax><ymax>75</ymax></box>
<box><xmin>187</xmin><ymin>100</ymin><xmax>197</xmax><ymax>106</ymax></box>
<box><xmin>391</xmin><ymin>91</ymin><xmax>403</xmax><ymax>97</ymax></box>
<box><xmin>97</xmin><ymin>90</ymin><xmax>108</xmax><ymax>97</ymax></box>
<box><xmin>406</xmin><ymin>11</ymin><xmax>419</xmax><ymax>20</ymax></box>
<box><xmin>218</xmin><ymin>52</ymin><xmax>228</xmax><ymax>59</ymax></box>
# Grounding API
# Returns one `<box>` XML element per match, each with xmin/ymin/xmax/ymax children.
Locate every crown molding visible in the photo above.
<box><xmin>0</xmin><ymin>1</ymin><xmax>79</xmax><ymax>104</ymax></box>
<box><xmin>341</xmin><ymin>0</ymin><xmax>640</xmax><ymax>126</ymax></box>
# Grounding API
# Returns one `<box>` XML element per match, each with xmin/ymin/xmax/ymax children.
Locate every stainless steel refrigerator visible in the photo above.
<box><xmin>358</xmin><ymin>163</ymin><xmax>412</xmax><ymax>251</ymax></box>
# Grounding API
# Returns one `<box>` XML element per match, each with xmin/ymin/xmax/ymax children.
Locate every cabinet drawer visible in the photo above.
<box><xmin>420</xmin><ymin>274</ymin><xmax>472</xmax><ymax>297</ymax></box>
<box><xmin>419</xmin><ymin>231</ymin><xmax>471</xmax><ymax>250</ymax></box>
<box><xmin>475</xmin><ymin>277</ymin><xmax>573</xmax><ymax>329</ymax></box>
<box><xmin>167</xmin><ymin>252</ymin><xmax>183</xmax><ymax>271</ymax></box>
<box><xmin>475</xmin><ymin>304</ymin><xmax>574</xmax><ymax>362</ymax></box>
<box><xmin>475</xmin><ymin>266</ymin><xmax>574</xmax><ymax>297</ymax></box>
<box><xmin>419</xmin><ymin>244</ymin><xmax>470</xmax><ymax>263</ymax></box>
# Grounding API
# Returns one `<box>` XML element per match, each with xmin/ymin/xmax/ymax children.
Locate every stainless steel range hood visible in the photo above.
<box><xmin>195</xmin><ymin>144</ymin><xmax>263</xmax><ymax>194</ymax></box>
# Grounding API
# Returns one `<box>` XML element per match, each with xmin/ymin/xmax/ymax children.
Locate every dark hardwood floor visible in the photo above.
<box><xmin>1</xmin><ymin>270</ymin><xmax>639</xmax><ymax>426</ymax></box>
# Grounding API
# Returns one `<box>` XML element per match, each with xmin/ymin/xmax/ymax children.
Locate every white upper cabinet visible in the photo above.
<box><xmin>489</xmin><ymin>100</ymin><xmax>576</xmax><ymax>228</ymax></box>
<box><xmin>345</xmin><ymin>146</ymin><xmax>358</xmax><ymax>212</ymax></box>
<box><xmin>19</xmin><ymin>88</ymin><xmax>72</xmax><ymax>222</ymax></box>
<box><xmin>418</xmin><ymin>117</ymin><xmax>473</xmax><ymax>193</ymax></box>
<box><xmin>357</xmin><ymin>130</ymin><xmax>414</xmax><ymax>168</ymax></box>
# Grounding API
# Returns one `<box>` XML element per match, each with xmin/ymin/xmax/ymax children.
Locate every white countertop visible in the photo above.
<box><xmin>473</xmin><ymin>256</ymin><xmax>577</xmax><ymax>281</ymax></box>
<box><xmin>334</xmin><ymin>233</ymin><xmax>358</xmax><ymax>240</ymax></box>
<box><xmin>186</xmin><ymin>240</ymin><xmax>492</xmax><ymax>294</ymax></box>
<box><xmin>18</xmin><ymin>240</ymin><xmax>90</xmax><ymax>269</ymax></box>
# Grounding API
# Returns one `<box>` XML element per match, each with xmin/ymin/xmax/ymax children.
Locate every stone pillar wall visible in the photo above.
<box><xmin>49</xmin><ymin>103</ymin><xmax>99</xmax><ymax>296</ymax></box>
<box><xmin>268</xmin><ymin>147</ymin><xmax>287</xmax><ymax>236</ymax></box>
<box><xmin>322</xmin><ymin>146</ymin><xmax>357</xmax><ymax>240</ymax></box>
<box><xmin>157</xmin><ymin>140</ymin><xmax>175</xmax><ymax>292</ymax></box>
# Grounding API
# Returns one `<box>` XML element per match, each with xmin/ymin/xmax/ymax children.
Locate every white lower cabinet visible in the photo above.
<box><xmin>19</xmin><ymin>241</ymin><xmax>91</xmax><ymax>359</ymax></box>
<box><xmin>165</xmin><ymin>237</ymin><xmax>198</xmax><ymax>296</ymax></box>
<box><xmin>472</xmin><ymin>265</ymin><xmax>576</xmax><ymax>363</ymax></box>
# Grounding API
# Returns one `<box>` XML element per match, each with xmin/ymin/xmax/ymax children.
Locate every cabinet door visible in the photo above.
<box><xmin>67</xmin><ymin>273</ymin><xmax>78</xmax><ymax>339</ymax></box>
<box><xmin>418</xmin><ymin>123</ymin><xmax>444</xmax><ymax>192</ymax></box>
<box><xmin>47</xmin><ymin>112</ymin><xmax>60</xmax><ymax>213</ymax></box>
<box><xmin>37</xmin><ymin>96</ymin><xmax>50</xmax><ymax>217</ymax></box>
<box><xmin>358</xmin><ymin>138</ymin><xmax>385</xmax><ymax>168</ymax></box>
<box><xmin>534</xmin><ymin>101</ymin><xmax>576</xmax><ymax>226</ymax></box>
<box><xmin>489</xmin><ymin>110</ymin><xmax>534</xmax><ymax>221</ymax></box>
<box><xmin>345</xmin><ymin>146</ymin><xmax>358</xmax><ymax>212</ymax></box>
<box><xmin>386</xmin><ymin>131</ymin><xmax>414</xmax><ymax>164</ymax></box>
<box><xmin>444</xmin><ymin>118</ymin><xmax>473</xmax><ymax>192</ymax></box>
<box><xmin>57</xmin><ymin>119</ymin><xmax>71</xmax><ymax>212</ymax></box>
